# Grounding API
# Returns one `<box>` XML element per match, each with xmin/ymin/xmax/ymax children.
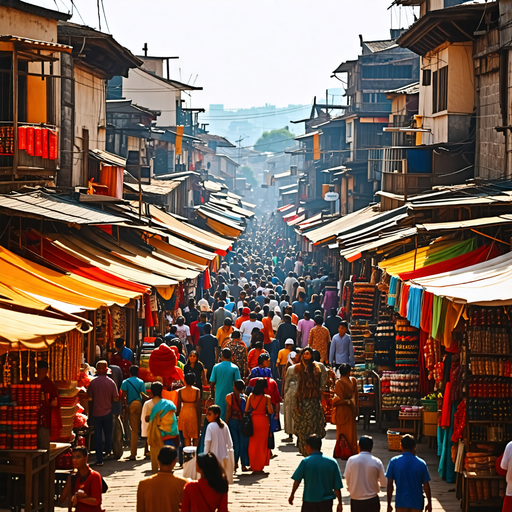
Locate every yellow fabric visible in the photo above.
<box><xmin>379</xmin><ymin>241</ymin><xmax>456</xmax><ymax>276</ymax></box>
<box><xmin>443</xmin><ymin>301</ymin><xmax>464</xmax><ymax>349</ymax></box>
<box><xmin>156</xmin><ymin>285</ymin><xmax>174</xmax><ymax>301</ymax></box>
<box><xmin>0</xmin><ymin>282</ymin><xmax>49</xmax><ymax>310</ymax></box>
<box><xmin>175</xmin><ymin>125</ymin><xmax>184</xmax><ymax>155</ymax></box>
<box><xmin>313</xmin><ymin>133</ymin><xmax>321</xmax><ymax>160</ymax></box>
<box><xmin>148</xmin><ymin>236</ymin><xmax>209</xmax><ymax>268</ymax></box>
<box><xmin>0</xmin><ymin>249</ymin><xmax>105</xmax><ymax>310</ymax></box>
<box><xmin>204</xmin><ymin>216</ymin><xmax>241</xmax><ymax>238</ymax></box>
<box><xmin>0</xmin><ymin>246</ymin><xmax>131</xmax><ymax>307</ymax></box>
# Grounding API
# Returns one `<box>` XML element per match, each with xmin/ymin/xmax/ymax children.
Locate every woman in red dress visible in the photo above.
<box><xmin>246</xmin><ymin>378</ymin><xmax>273</xmax><ymax>472</ymax></box>
<box><xmin>181</xmin><ymin>452</ymin><xmax>229</xmax><ymax>512</ymax></box>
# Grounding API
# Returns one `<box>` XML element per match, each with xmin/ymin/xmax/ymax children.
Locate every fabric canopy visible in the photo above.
<box><xmin>0</xmin><ymin>305</ymin><xmax>88</xmax><ymax>352</ymax></box>
<box><xmin>379</xmin><ymin>238</ymin><xmax>478</xmax><ymax>276</ymax></box>
<box><xmin>399</xmin><ymin>244</ymin><xmax>500</xmax><ymax>281</ymax></box>
<box><xmin>409</xmin><ymin>250</ymin><xmax>512</xmax><ymax>305</ymax></box>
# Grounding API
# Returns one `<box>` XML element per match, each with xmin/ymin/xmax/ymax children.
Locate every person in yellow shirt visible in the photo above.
<box><xmin>216</xmin><ymin>318</ymin><xmax>234</xmax><ymax>349</ymax></box>
<box><xmin>277</xmin><ymin>339</ymin><xmax>294</xmax><ymax>379</ymax></box>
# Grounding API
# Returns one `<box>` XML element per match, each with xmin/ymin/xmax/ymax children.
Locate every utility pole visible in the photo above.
<box><xmin>235</xmin><ymin>136</ymin><xmax>244</xmax><ymax>163</ymax></box>
<box><xmin>143</xmin><ymin>43</ymin><xmax>148</xmax><ymax>57</ymax></box>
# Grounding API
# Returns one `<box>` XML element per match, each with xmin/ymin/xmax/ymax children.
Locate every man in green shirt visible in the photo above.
<box><xmin>289</xmin><ymin>434</ymin><xmax>343</xmax><ymax>512</ymax></box>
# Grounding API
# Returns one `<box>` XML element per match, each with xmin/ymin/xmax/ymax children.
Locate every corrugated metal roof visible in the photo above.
<box><xmin>418</xmin><ymin>216</ymin><xmax>512</xmax><ymax>232</ymax></box>
<box><xmin>124</xmin><ymin>181</ymin><xmax>182</xmax><ymax>195</ymax></box>
<box><xmin>89</xmin><ymin>149</ymin><xmax>126</xmax><ymax>167</ymax></box>
<box><xmin>0</xmin><ymin>192</ymin><xmax>127</xmax><ymax>225</ymax></box>
<box><xmin>295</xmin><ymin>131</ymin><xmax>319</xmax><ymax>140</ymax></box>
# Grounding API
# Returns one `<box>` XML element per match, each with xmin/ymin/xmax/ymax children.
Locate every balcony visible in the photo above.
<box><xmin>345</xmin><ymin>102</ymin><xmax>392</xmax><ymax>115</ymax></box>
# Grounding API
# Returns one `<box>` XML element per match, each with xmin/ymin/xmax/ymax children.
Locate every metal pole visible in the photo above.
<box><xmin>138</xmin><ymin>138</ymin><xmax>143</xmax><ymax>219</ymax></box>
<box><xmin>12</xmin><ymin>48</ymin><xmax>18</xmax><ymax>181</ymax></box>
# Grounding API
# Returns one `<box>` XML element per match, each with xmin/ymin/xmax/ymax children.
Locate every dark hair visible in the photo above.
<box><xmin>177</xmin><ymin>316</ymin><xmax>185</xmax><ymax>325</ymax></box>
<box><xmin>185</xmin><ymin>373</ymin><xmax>196</xmax><ymax>386</ymax></box>
<box><xmin>223</xmin><ymin>317</ymin><xmax>232</xmax><ymax>327</ymax></box>
<box><xmin>249</xmin><ymin>312</ymin><xmax>257</xmax><ymax>319</ymax></box>
<box><xmin>196</xmin><ymin>453</ymin><xmax>229</xmax><ymax>494</ymax></box>
<box><xmin>115</xmin><ymin>338</ymin><xmax>125</xmax><ymax>349</ymax></box>
<box><xmin>258</xmin><ymin>353</ymin><xmax>270</xmax><ymax>366</ymax></box>
<box><xmin>314</xmin><ymin>315</ymin><xmax>323</xmax><ymax>325</ymax></box>
<box><xmin>304</xmin><ymin>311</ymin><xmax>311</xmax><ymax>319</ymax></box>
<box><xmin>128</xmin><ymin>365</ymin><xmax>139</xmax><ymax>377</ymax></box>
<box><xmin>158</xmin><ymin>445</ymin><xmax>178</xmax><ymax>465</ymax></box>
<box><xmin>254</xmin><ymin>341</ymin><xmax>263</xmax><ymax>350</ymax></box>
<box><xmin>359</xmin><ymin>435</ymin><xmax>373</xmax><ymax>452</ymax></box>
<box><xmin>298</xmin><ymin>291</ymin><xmax>306</xmax><ymax>300</ymax></box>
<box><xmin>221</xmin><ymin>348</ymin><xmax>232</xmax><ymax>360</ymax></box>
<box><xmin>401</xmin><ymin>434</ymin><xmax>416</xmax><ymax>450</ymax></box>
<box><xmin>232</xmin><ymin>330</ymin><xmax>241</xmax><ymax>339</ymax></box>
<box><xmin>208</xmin><ymin>405</ymin><xmax>224</xmax><ymax>428</ymax></box>
<box><xmin>151</xmin><ymin>381</ymin><xmax>164</xmax><ymax>397</ymax></box>
<box><xmin>339</xmin><ymin>363</ymin><xmax>351</xmax><ymax>376</ymax></box>
<box><xmin>72</xmin><ymin>446</ymin><xmax>88</xmax><ymax>457</ymax></box>
<box><xmin>312</xmin><ymin>350</ymin><xmax>321</xmax><ymax>362</ymax></box>
<box><xmin>306</xmin><ymin>434</ymin><xmax>322</xmax><ymax>451</ymax></box>
<box><xmin>283</xmin><ymin>314</ymin><xmax>291</xmax><ymax>323</ymax></box>
<box><xmin>340</xmin><ymin>320</ymin><xmax>349</xmax><ymax>331</ymax></box>
<box><xmin>234</xmin><ymin>379</ymin><xmax>245</xmax><ymax>392</ymax></box>
<box><xmin>252</xmin><ymin>378</ymin><xmax>267</xmax><ymax>396</ymax></box>
<box><xmin>204</xmin><ymin>323</ymin><xmax>212</xmax><ymax>334</ymax></box>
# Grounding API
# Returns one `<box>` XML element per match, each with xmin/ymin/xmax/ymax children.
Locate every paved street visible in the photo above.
<box><xmin>64</xmin><ymin>421</ymin><xmax>460</xmax><ymax>512</ymax></box>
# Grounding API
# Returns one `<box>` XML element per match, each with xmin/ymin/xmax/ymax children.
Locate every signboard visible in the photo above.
<box><xmin>324</xmin><ymin>192</ymin><xmax>339</xmax><ymax>202</ymax></box>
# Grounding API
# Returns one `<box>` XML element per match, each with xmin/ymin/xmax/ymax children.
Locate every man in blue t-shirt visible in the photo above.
<box><xmin>289</xmin><ymin>434</ymin><xmax>343</xmax><ymax>511</ymax></box>
<box><xmin>120</xmin><ymin>366</ymin><xmax>147</xmax><ymax>460</ymax></box>
<box><xmin>386</xmin><ymin>434</ymin><xmax>432</xmax><ymax>512</ymax></box>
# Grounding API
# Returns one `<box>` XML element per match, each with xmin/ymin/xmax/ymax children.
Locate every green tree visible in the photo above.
<box><xmin>255</xmin><ymin>126</ymin><xmax>296</xmax><ymax>153</ymax></box>
<box><xmin>239</xmin><ymin>165</ymin><xmax>258</xmax><ymax>187</ymax></box>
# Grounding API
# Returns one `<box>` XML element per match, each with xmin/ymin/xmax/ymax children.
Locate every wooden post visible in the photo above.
<box><xmin>12</xmin><ymin>48</ymin><xmax>18</xmax><ymax>180</ymax></box>
<box><xmin>89</xmin><ymin>310</ymin><xmax>97</xmax><ymax>364</ymax></box>
<box><xmin>82</xmin><ymin>128</ymin><xmax>89</xmax><ymax>187</ymax></box>
<box><xmin>413</xmin><ymin>236</ymin><xmax>418</xmax><ymax>271</ymax></box>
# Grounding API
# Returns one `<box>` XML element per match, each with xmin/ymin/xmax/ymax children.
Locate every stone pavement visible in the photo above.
<box><xmin>57</xmin><ymin>422</ymin><xmax>460</xmax><ymax>512</ymax></box>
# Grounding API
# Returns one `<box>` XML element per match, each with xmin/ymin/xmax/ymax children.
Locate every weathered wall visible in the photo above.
<box><xmin>0</xmin><ymin>6</ymin><xmax>58</xmax><ymax>42</ymax></box>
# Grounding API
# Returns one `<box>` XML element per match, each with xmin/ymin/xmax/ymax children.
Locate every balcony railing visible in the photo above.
<box><xmin>345</xmin><ymin>102</ymin><xmax>392</xmax><ymax>115</ymax></box>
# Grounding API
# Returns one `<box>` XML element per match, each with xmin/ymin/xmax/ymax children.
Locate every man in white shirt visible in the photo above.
<box><xmin>239</xmin><ymin>312</ymin><xmax>264</xmax><ymax>347</ymax></box>
<box><xmin>283</xmin><ymin>272</ymin><xmax>298</xmax><ymax>298</ymax></box>
<box><xmin>238</xmin><ymin>271</ymin><xmax>248</xmax><ymax>288</ymax></box>
<box><xmin>344</xmin><ymin>435</ymin><xmax>386</xmax><ymax>512</ymax></box>
<box><xmin>500</xmin><ymin>439</ymin><xmax>512</xmax><ymax>510</ymax></box>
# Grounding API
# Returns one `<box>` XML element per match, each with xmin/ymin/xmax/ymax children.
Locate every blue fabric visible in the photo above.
<box><xmin>120</xmin><ymin>376</ymin><xmax>146</xmax><ymax>405</ymax></box>
<box><xmin>150</xmin><ymin>399</ymin><xmax>178</xmax><ymax>437</ymax></box>
<box><xmin>121</xmin><ymin>347</ymin><xmax>133</xmax><ymax>362</ymax></box>
<box><xmin>225</xmin><ymin>302</ymin><xmax>235</xmax><ymax>313</ymax></box>
<box><xmin>93</xmin><ymin>412</ymin><xmax>113</xmax><ymax>464</ymax></box>
<box><xmin>329</xmin><ymin>334</ymin><xmax>355</xmax><ymax>366</ymax></box>
<box><xmin>276</xmin><ymin>285</ymin><xmax>283</xmax><ymax>295</ymax></box>
<box><xmin>228</xmin><ymin>418</ymin><xmax>250</xmax><ymax>466</ymax></box>
<box><xmin>210</xmin><ymin>361</ymin><xmax>241</xmax><ymax>420</ymax></box>
<box><xmin>385</xmin><ymin>452</ymin><xmax>430</xmax><ymax>510</ymax></box>
<box><xmin>272</xmin><ymin>277</ymin><xmax>279</xmax><ymax>285</ymax></box>
<box><xmin>291</xmin><ymin>451</ymin><xmax>343</xmax><ymax>503</ymax></box>
<box><xmin>255</xmin><ymin>296</ymin><xmax>265</xmax><ymax>307</ymax></box>
<box><xmin>407</xmin><ymin>285</ymin><xmax>423</xmax><ymax>329</ymax></box>
<box><xmin>438</xmin><ymin>402</ymin><xmax>457</xmax><ymax>483</ymax></box>
<box><xmin>292</xmin><ymin>300</ymin><xmax>309</xmax><ymax>320</ymax></box>
<box><xmin>388</xmin><ymin>276</ymin><xmax>398</xmax><ymax>306</ymax></box>
<box><xmin>249</xmin><ymin>367</ymin><xmax>272</xmax><ymax>379</ymax></box>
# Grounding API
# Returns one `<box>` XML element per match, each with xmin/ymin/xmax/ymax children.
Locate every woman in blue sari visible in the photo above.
<box><xmin>225</xmin><ymin>379</ymin><xmax>250</xmax><ymax>472</ymax></box>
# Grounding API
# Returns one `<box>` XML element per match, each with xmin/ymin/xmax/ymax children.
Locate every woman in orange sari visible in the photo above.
<box><xmin>332</xmin><ymin>363</ymin><xmax>359</xmax><ymax>455</ymax></box>
<box><xmin>246</xmin><ymin>378</ymin><xmax>273</xmax><ymax>472</ymax></box>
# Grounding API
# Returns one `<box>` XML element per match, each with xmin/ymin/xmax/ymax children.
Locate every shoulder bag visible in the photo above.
<box><xmin>241</xmin><ymin>395</ymin><xmax>263</xmax><ymax>437</ymax></box>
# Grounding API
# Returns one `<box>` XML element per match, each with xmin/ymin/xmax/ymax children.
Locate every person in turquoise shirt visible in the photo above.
<box><xmin>209</xmin><ymin>348</ymin><xmax>241</xmax><ymax>420</ymax></box>
<box><xmin>120</xmin><ymin>366</ymin><xmax>147</xmax><ymax>460</ymax></box>
<box><xmin>289</xmin><ymin>434</ymin><xmax>343</xmax><ymax>512</ymax></box>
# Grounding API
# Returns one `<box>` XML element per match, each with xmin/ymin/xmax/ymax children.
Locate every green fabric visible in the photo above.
<box><xmin>424</xmin><ymin>238</ymin><xmax>477</xmax><ymax>267</ymax></box>
<box><xmin>431</xmin><ymin>295</ymin><xmax>443</xmax><ymax>340</ymax></box>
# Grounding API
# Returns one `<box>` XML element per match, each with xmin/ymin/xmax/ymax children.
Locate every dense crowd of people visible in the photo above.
<box><xmin>60</xmin><ymin>215</ymin><xmax>433</xmax><ymax>512</ymax></box>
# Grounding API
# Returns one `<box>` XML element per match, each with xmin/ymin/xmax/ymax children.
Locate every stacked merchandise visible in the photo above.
<box><xmin>351</xmin><ymin>322</ymin><xmax>372</xmax><ymax>363</ymax></box>
<box><xmin>374</xmin><ymin>321</ymin><xmax>395</xmax><ymax>369</ymax></box>
<box><xmin>395</xmin><ymin>318</ymin><xmax>420</xmax><ymax>368</ymax></box>
<box><xmin>58</xmin><ymin>387</ymin><xmax>80</xmax><ymax>443</ymax></box>
<box><xmin>0</xmin><ymin>384</ymin><xmax>39</xmax><ymax>449</ymax></box>
<box><xmin>381</xmin><ymin>370</ymin><xmax>421</xmax><ymax>409</ymax></box>
<box><xmin>465</xmin><ymin>450</ymin><xmax>505</xmax><ymax>503</ymax></box>
<box><xmin>351</xmin><ymin>282</ymin><xmax>376</xmax><ymax>321</ymax></box>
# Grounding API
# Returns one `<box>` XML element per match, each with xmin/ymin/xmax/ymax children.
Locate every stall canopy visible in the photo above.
<box><xmin>195</xmin><ymin>207</ymin><xmax>244</xmax><ymax>238</ymax></box>
<box><xmin>0</xmin><ymin>305</ymin><xmax>89</xmax><ymax>352</ymax></box>
<box><xmin>409</xmin><ymin>251</ymin><xmax>512</xmax><ymax>306</ymax></box>
<box><xmin>379</xmin><ymin>238</ymin><xmax>478</xmax><ymax>276</ymax></box>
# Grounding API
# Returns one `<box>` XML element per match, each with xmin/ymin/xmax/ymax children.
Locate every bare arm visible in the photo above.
<box><xmin>288</xmin><ymin>480</ymin><xmax>301</xmax><ymax>505</ymax></box>
<box><xmin>424</xmin><ymin>482</ymin><xmax>432</xmax><ymax>512</ymax></box>
<box><xmin>387</xmin><ymin>479</ymin><xmax>394</xmax><ymax>512</ymax></box>
<box><xmin>334</xmin><ymin>489</ymin><xmax>343</xmax><ymax>511</ymax></box>
<box><xmin>225</xmin><ymin>394</ymin><xmax>232</xmax><ymax>423</ymax></box>
<box><xmin>176</xmin><ymin>389</ymin><xmax>182</xmax><ymax>416</ymax></box>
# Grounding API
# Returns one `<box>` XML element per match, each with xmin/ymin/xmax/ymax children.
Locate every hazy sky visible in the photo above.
<box><xmin>36</xmin><ymin>0</ymin><xmax>417</xmax><ymax>110</ymax></box>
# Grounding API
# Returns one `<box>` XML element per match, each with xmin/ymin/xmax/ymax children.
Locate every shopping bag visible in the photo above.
<box><xmin>333</xmin><ymin>434</ymin><xmax>352</xmax><ymax>460</ymax></box>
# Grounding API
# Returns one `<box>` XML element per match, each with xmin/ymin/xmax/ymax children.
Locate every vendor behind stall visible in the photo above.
<box><xmin>37</xmin><ymin>360</ymin><xmax>60</xmax><ymax>449</ymax></box>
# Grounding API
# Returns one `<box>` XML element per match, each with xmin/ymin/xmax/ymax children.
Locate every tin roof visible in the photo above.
<box><xmin>0</xmin><ymin>191</ymin><xmax>127</xmax><ymax>225</ymax></box>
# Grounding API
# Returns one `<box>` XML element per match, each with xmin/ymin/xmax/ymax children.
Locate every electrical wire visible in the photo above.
<box><xmin>100</xmin><ymin>0</ymin><xmax>110</xmax><ymax>33</ymax></box>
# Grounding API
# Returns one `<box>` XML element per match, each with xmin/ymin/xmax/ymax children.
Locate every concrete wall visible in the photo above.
<box><xmin>0</xmin><ymin>6</ymin><xmax>58</xmax><ymax>42</ymax></box>
<box><xmin>122</xmin><ymin>68</ymin><xmax>178</xmax><ymax>127</ymax></box>
<box><xmin>72</xmin><ymin>65</ymin><xmax>106</xmax><ymax>186</ymax></box>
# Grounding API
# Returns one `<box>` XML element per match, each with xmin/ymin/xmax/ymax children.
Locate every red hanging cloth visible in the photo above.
<box><xmin>144</xmin><ymin>294</ymin><xmax>154</xmax><ymax>328</ymax></box>
<box><xmin>204</xmin><ymin>268</ymin><xmax>211</xmax><ymax>289</ymax></box>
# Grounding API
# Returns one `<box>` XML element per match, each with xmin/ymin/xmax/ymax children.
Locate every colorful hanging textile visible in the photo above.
<box><xmin>398</xmin><ymin>243</ymin><xmax>499</xmax><ymax>281</ymax></box>
<box><xmin>406</xmin><ymin>285</ymin><xmax>423</xmax><ymax>329</ymax></box>
<box><xmin>387</xmin><ymin>276</ymin><xmax>398</xmax><ymax>306</ymax></box>
<box><xmin>398</xmin><ymin>283</ymin><xmax>410</xmax><ymax>318</ymax></box>
<box><xmin>420</xmin><ymin>291</ymin><xmax>434</xmax><ymax>334</ymax></box>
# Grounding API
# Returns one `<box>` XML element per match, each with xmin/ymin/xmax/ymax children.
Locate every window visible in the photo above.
<box><xmin>432</xmin><ymin>66</ymin><xmax>448</xmax><ymax>113</ymax></box>
<box><xmin>363</xmin><ymin>93</ymin><xmax>388</xmax><ymax>103</ymax></box>
<box><xmin>362</xmin><ymin>65</ymin><xmax>413</xmax><ymax>79</ymax></box>
<box><xmin>346</xmin><ymin>122</ymin><xmax>353</xmax><ymax>138</ymax></box>
<box><xmin>422</xmin><ymin>69</ymin><xmax>431</xmax><ymax>86</ymax></box>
